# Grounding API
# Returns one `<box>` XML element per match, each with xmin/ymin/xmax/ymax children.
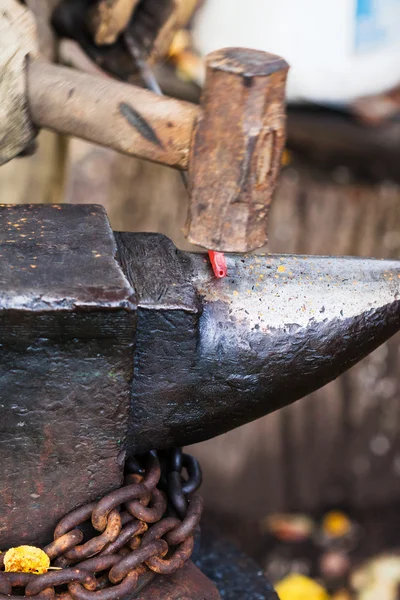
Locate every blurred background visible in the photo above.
<box><xmin>2</xmin><ymin>1</ymin><xmax>400</xmax><ymax>598</ymax></box>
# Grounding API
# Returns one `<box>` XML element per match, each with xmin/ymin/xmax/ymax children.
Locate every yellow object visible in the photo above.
<box><xmin>168</xmin><ymin>29</ymin><xmax>205</xmax><ymax>85</ymax></box>
<box><xmin>4</xmin><ymin>545</ymin><xmax>50</xmax><ymax>574</ymax></box>
<box><xmin>169</xmin><ymin>30</ymin><xmax>192</xmax><ymax>58</ymax></box>
<box><xmin>175</xmin><ymin>51</ymin><xmax>204</xmax><ymax>83</ymax></box>
<box><xmin>331</xmin><ymin>591</ymin><xmax>351</xmax><ymax>600</ymax></box>
<box><xmin>276</xmin><ymin>574</ymin><xmax>330</xmax><ymax>600</ymax></box>
<box><xmin>322</xmin><ymin>511</ymin><xmax>352</xmax><ymax>538</ymax></box>
<box><xmin>282</xmin><ymin>150</ymin><xmax>291</xmax><ymax>166</ymax></box>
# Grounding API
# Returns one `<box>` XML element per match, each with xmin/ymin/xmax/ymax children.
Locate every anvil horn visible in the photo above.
<box><xmin>118</xmin><ymin>233</ymin><xmax>400</xmax><ymax>454</ymax></box>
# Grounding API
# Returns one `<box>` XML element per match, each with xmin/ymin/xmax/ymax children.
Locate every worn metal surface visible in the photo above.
<box><xmin>28</xmin><ymin>60</ymin><xmax>198</xmax><ymax>170</ymax></box>
<box><xmin>138</xmin><ymin>561</ymin><xmax>220</xmax><ymax>599</ymax></box>
<box><xmin>0</xmin><ymin>204</ymin><xmax>136</xmax><ymax>548</ymax></box>
<box><xmin>0</xmin><ymin>452</ymin><xmax>212</xmax><ymax>600</ymax></box>
<box><xmin>2</xmin><ymin>204</ymin><xmax>400</xmax><ymax>547</ymax></box>
<box><xmin>187</xmin><ymin>48</ymin><xmax>289</xmax><ymax>252</ymax></box>
<box><xmin>0</xmin><ymin>452</ymin><xmax>205</xmax><ymax>599</ymax></box>
<box><xmin>116</xmin><ymin>231</ymin><xmax>400</xmax><ymax>453</ymax></box>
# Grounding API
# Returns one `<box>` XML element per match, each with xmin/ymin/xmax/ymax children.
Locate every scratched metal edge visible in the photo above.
<box><xmin>0</xmin><ymin>204</ymin><xmax>138</xmax><ymax>312</ymax></box>
<box><xmin>0</xmin><ymin>297</ymin><xmax>137</xmax><ymax>312</ymax></box>
<box><xmin>114</xmin><ymin>232</ymin><xmax>200</xmax><ymax>314</ymax></box>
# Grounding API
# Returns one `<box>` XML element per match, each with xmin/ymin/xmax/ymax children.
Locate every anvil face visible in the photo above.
<box><xmin>1</xmin><ymin>203</ymin><xmax>400</xmax><ymax>547</ymax></box>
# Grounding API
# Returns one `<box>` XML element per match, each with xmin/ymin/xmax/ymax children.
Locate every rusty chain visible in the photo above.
<box><xmin>0</xmin><ymin>449</ymin><xmax>203</xmax><ymax>600</ymax></box>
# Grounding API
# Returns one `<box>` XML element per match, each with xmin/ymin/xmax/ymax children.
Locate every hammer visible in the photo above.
<box><xmin>26</xmin><ymin>50</ymin><xmax>289</xmax><ymax>252</ymax></box>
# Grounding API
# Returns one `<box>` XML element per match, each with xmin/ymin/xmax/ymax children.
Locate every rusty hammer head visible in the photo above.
<box><xmin>187</xmin><ymin>48</ymin><xmax>289</xmax><ymax>252</ymax></box>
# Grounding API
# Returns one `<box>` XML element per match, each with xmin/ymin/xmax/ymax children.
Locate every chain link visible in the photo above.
<box><xmin>0</xmin><ymin>449</ymin><xmax>203</xmax><ymax>600</ymax></box>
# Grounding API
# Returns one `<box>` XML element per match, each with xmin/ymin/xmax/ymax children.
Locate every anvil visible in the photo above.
<box><xmin>1</xmin><ymin>203</ymin><xmax>400</xmax><ymax>548</ymax></box>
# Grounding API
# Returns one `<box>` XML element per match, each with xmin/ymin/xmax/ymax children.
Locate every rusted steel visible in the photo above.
<box><xmin>181</xmin><ymin>455</ymin><xmax>202</xmax><ymax>495</ymax></box>
<box><xmin>68</xmin><ymin>570</ymin><xmax>139</xmax><ymax>600</ymax></box>
<box><xmin>124</xmin><ymin>472</ymin><xmax>151</xmax><ymax>499</ymax></box>
<box><xmin>76</xmin><ymin>556</ymin><xmax>120</xmax><ymax>573</ymax></box>
<box><xmin>138</xmin><ymin>561</ymin><xmax>220</xmax><ymax>600</ymax></box>
<box><xmin>44</xmin><ymin>532</ymin><xmax>84</xmax><ymax>561</ymax></box>
<box><xmin>141</xmin><ymin>454</ymin><xmax>162</xmax><ymax>491</ymax></box>
<box><xmin>2</xmin><ymin>573</ymin><xmax>35</xmax><ymax>587</ymax></box>
<box><xmin>187</xmin><ymin>48</ymin><xmax>289</xmax><ymax>251</ymax></box>
<box><xmin>25</xmin><ymin>570</ymin><xmax>97</xmax><ymax>596</ymax></box>
<box><xmin>128</xmin><ymin>536</ymin><xmax>141</xmax><ymax>551</ymax></box>
<box><xmin>27</xmin><ymin>60</ymin><xmax>198</xmax><ymax>170</ymax></box>
<box><xmin>167</xmin><ymin>472</ymin><xmax>188</xmax><ymax>520</ymax></box>
<box><xmin>108</xmin><ymin>540</ymin><xmax>168</xmax><ymax>583</ymax></box>
<box><xmin>0</xmin><ymin>587</ymin><xmax>54</xmax><ymax>600</ymax></box>
<box><xmin>54</xmin><ymin>506</ymin><xmax>96</xmax><ymax>540</ymax></box>
<box><xmin>91</xmin><ymin>485</ymin><xmax>149</xmax><ymax>533</ymax></box>
<box><xmin>0</xmin><ymin>451</ymin><xmax>204</xmax><ymax>600</ymax></box>
<box><xmin>142</xmin><ymin>518</ymin><xmax>180</xmax><ymax>549</ymax></box>
<box><xmin>162</xmin><ymin>450</ymin><xmax>203</xmax><ymax>519</ymax></box>
<box><xmin>0</xmin><ymin>574</ymin><xmax>11</xmax><ymax>596</ymax></box>
<box><xmin>64</xmin><ymin>510</ymin><xmax>122</xmax><ymax>561</ymax></box>
<box><xmin>165</xmin><ymin>495</ymin><xmax>203</xmax><ymax>545</ymax></box>
<box><xmin>0</xmin><ymin>0</ymin><xmax>39</xmax><ymax>165</ymax></box>
<box><xmin>146</xmin><ymin>536</ymin><xmax>194</xmax><ymax>575</ymax></box>
<box><xmin>125</xmin><ymin>488</ymin><xmax>167</xmax><ymax>523</ymax></box>
<box><xmin>99</xmin><ymin>521</ymin><xmax>148</xmax><ymax>556</ymax></box>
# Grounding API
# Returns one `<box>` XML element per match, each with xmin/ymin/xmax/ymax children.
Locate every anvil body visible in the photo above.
<box><xmin>1</xmin><ymin>204</ymin><xmax>400</xmax><ymax>547</ymax></box>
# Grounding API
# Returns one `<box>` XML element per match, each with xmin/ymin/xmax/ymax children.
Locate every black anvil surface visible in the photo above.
<box><xmin>1</xmin><ymin>203</ymin><xmax>400</xmax><ymax>547</ymax></box>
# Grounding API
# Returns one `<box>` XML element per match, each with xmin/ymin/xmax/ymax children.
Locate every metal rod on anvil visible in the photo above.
<box><xmin>27</xmin><ymin>59</ymin><xmax>199</xmax><ymax>169</ymax></box>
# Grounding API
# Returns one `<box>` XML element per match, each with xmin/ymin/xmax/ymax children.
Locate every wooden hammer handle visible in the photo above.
<box><xmin>28</xmin><ymin>59</ymin><xmax>199</xmax><ymax>170</ymax></box>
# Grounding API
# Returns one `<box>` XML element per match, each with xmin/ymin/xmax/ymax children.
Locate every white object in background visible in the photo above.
<box><xmin>192</xmin><ymin>0</ymin><xmax>400</xmax><ymax>105</ymax></box>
